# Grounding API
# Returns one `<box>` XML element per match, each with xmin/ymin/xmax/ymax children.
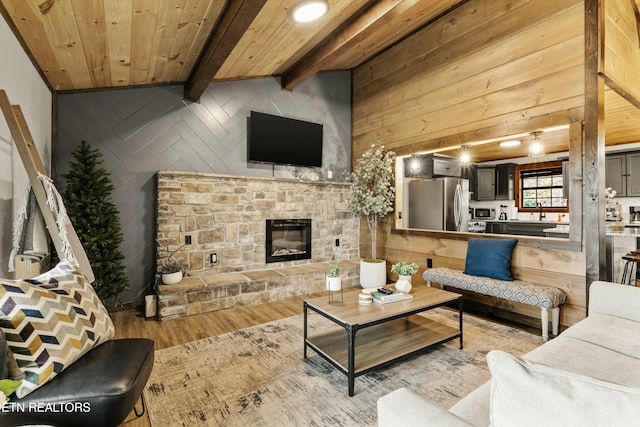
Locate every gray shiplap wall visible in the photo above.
<box><xmin>56</xmin><ymin>72</ymin><xmax>352</xmax><ymax>304</ymax></box>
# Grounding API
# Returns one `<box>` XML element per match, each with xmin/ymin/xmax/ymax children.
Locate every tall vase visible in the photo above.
<box><xmin>395</xmin><ymin>274</ymin><xmax>412</xmax><ymax>293</ymax></box>
<box><xmin>360</xmin><ymin>259</ymin><xmax>386</xmax><ymax>289</ymax></box>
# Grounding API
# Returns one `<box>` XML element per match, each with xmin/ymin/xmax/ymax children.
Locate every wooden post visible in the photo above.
<box><xmin>0</xmin><ymin>90</ymin><xmax>94</xmax><ymax>282</ymax></box>
<box><xmin>584</xmin><ymin>0</ymin><xmax>606</xmax><ymax>302</ymax></box>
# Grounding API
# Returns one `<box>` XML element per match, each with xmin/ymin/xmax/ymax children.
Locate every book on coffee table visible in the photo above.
<box><xmin>371</xmin><ymin>290</ymin><xmax>413</xmax><ymax>304</ymax></box>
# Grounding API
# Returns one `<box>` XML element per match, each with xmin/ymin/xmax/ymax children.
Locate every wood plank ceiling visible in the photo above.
<box><xmin>0</xmin><ymin>0</ymin><xmax>463</xmax><ymax>97</ymax></box>
<box><xmin>1</xmin><ymin>0</ymin><xmax>639</xmax><ymax>156</ymax></box>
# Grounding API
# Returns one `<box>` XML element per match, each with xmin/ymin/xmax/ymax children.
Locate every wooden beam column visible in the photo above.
<box><xmin>584</xmin><ymin>0</ymin><xmax>606</xmax><ymax>298</ymax></box>
<box><xmin>184</xmin><ymin>0</ymin><xmax>266</xmax><ymax>102</ymax></box>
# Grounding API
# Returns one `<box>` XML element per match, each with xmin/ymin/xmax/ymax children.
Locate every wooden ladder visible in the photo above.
<box><xmin>0</xmin><ymin>90</ymin><xmax>94</xmax><ymax>282</ymax></box>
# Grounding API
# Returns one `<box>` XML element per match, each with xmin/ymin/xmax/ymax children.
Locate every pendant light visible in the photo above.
<box><xmin>459</xmin><ymin>144</ymin><xmax>472</xmax><ymax>166</ymax></box>
<box><xmin>529</xmin><ymin>131</ymin><xmax>545</xmax><ymax>157</ymax></box>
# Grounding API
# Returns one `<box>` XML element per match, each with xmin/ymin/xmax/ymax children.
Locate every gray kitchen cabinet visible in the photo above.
<box><xmin>626</xmin><ymin>152</ymin><xmax>640</xmax><ymax>196</ymax></box>
<box><xmin>404</xmin><ymin>154</ymin><xmax>461</xmax><ymax>178</ymax></box>
<box><xmin>476</xmin><ymin>167</ymin><xmax>495</xmax><ymax>200</ymax></box>
<box><xmin>433</xmin><ymin>156</ymin><xmax>461</xmax><ymax>177</ymax></box>
<box><xmin>486</xmin><ymin>222</ymin><xmax>504</xmax><ymax>233</ymax></box>
<box><xmin>503</xmin><ymin>222</ymin><xmax>548</xmax><ymax>236</ymax></box>
<box><xmin>486</xmin><ymin>221</ymin><xmax>550</xmax><ymax>236</ymax></box>
<box><xmin>605</xmin><ymin>151</ymin><xmax>640</xmax><ymax>196</ymax></box>
<box><xmin>462</xmin><ymin>165</ymin><xmax>477</xmax><ymax>200</ymax></box>
<box><xmin>606</xmin><ymin>154</ymin><xmax>626</xmax><ymax>196</ymax></box>
<box><xmin>495</xmin><ymin>163</ymin><xmax>517</xmax><ymax>200</ymax></box>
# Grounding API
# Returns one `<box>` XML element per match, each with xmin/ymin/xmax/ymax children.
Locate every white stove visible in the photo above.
<box><xmin>468</xmin><ymin>221</ymin><xmax>487</xmax><ymax>233</ymax></box>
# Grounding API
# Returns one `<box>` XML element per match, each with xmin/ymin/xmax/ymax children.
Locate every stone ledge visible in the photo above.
<box><xmin>156</xmin><ymin>259</ymin><xmax>362</xmax><ymax>321</ymax></box>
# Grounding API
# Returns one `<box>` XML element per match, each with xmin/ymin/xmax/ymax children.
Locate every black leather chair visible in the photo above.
<box><xmin>0</xmin><ymin>337</ymin><xmax>154</xmax><ymax>427</ymax></box>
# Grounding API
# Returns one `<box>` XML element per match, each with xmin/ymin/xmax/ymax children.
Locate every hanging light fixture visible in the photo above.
<box><xmin>290</xmin><ymin>0</ymin><xmax>329</xmax><ymax>23</ymax></box>
<box><xmin>529</xmin><ymin>131</ymin><xmax>545</xmax><ymax>157</ymax></box>
<box><xmin>459</xmin><ymin>144</ymin><xmax>472</xmax><ymax>166</ymax></box>
<box><xmin>409</xmin><ymin>154</ymin><xmax>421</xmax><ymax>174</ymax></box>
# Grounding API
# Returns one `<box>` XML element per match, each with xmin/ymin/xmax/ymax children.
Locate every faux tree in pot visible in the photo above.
<box><xmin>348</xmin><ymin>142</ymin><xmax>396</xmax><ymax>288</ymax></box>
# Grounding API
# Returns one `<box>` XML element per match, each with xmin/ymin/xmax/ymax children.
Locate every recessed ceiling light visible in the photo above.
<box><xmin>499</xmin><ymin>140</ymin><xmax>522</xmax><ymax>147</ymax></box>
<box><xmin>290</xmin><ymin>0</ymin><xmax>329</xmax><ymax>23</ymax></box>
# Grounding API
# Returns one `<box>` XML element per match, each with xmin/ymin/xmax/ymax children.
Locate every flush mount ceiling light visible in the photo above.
<box><xmin>459</xmin><ymin>144</ymin><xmax>472</xmax><ymax>166</ymax></box>
<box><xmin>290</xmin><ymin>0</ymin><xmax>329</xmax><ymax>23</ymax></box>
<box><xmin>528</xmin><ymin>131</ymin><xmax>545</xmax><ymax>157</ymax></box>
<box><xmin>499</xmin><ymin>139</ymin><xmax>522</xmax><ymax>147</ymax></box>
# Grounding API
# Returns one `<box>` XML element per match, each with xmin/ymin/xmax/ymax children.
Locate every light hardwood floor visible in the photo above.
<box><xmin>113</xmin><ymin>291</ymin><xmax>332</xmax><ymax>426</ymax></box>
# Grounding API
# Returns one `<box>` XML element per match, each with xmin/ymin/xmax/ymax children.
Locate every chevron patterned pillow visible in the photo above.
<box><xmin>0</xmin><ymin>260</ymin><xmax>115</xmax><ymax>398</ymax></box>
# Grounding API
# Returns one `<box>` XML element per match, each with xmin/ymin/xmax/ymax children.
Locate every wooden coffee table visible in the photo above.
<box><xmin>303</xmin><ymin>285</ymin><xmax>463</xmax><ymax>396</ymax></box>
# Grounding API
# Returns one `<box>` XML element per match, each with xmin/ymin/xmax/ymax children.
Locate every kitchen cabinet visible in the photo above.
<box><xmin>433</xmin><ymin>156</ymin><xmax>461</xmax><ymax>177</ymax></box>
<box><xmin>605</xmin><ymin>151</ymin><xmax>640</xmax><ymax>197</ymax></box>
<box><xmin>461</xmin><ymin>165</ymin><xmax>477</xmax><ymax>200</ymax></box>
<box><xmin>486</xmin><ymin>221</ymin><xmax>552</xmax><ymax>237</ymax></box>
<box><xmin>476</xmin><ymin>167</ymin><xmax>495</xmax><ymax>200</ymax></box>
<box><xmin>404</xmin><ymin>154</ymin><xmax>461</xmax><ymax>178</ymax></box>
<box><xmin>606</xmin><ymin>154</ymin><xmax>626</xmax><ymax>196</ymax></box>
<box><xmin>495</xmin><ymin>163</ymin><xmax>517</xmax><ymax>200</ymax></box>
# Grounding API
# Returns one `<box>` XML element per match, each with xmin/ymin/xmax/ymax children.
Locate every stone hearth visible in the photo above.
<box><xmin>157</xmin><ymin>260</ymin><xmax>361</xmax><ymax>320</ymax></box>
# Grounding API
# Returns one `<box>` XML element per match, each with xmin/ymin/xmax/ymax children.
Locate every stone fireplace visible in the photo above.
<box><xmin>155</xmin><ymin>172</ymin><xmax>361</xmax><ymax>320</ymax></box>
<box><xmin>266</xmin><ymin>219</ymin><xmax>312</xmax><ymax>263</ymax></box>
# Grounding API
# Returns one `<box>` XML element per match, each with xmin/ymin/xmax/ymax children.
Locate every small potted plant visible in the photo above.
<box><xmin>391</xmin><ymin>261</ymin><xmax>419</xmax><ymax>293</ymax></box>
<box><xmin>160</xmin><ymin>249</ymin><xmax>187</xmax><ymax>285</ymax></box>
<box><xmin>326</xmin><ymin>260</ymin><xmax>342</xmax><ymax>291</ymax></box>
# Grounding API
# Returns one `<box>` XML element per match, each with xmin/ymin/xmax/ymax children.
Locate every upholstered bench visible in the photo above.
<box><xmin>423</xmin><ymin>267</ymin><xmax>566</xmax><ymax>340</ymax></box>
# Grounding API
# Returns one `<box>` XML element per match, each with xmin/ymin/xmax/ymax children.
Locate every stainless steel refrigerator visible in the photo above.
<box><xmin>408</xmin><ymin>178</ymin><xmax>469</xmax><ymax>232</ymax></box>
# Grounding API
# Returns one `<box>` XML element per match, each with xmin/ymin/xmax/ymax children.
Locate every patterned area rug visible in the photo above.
<box><xmin>144</xmin><ymin>308</ymin><xmax>542</xmax><ymax>426</ymax></box>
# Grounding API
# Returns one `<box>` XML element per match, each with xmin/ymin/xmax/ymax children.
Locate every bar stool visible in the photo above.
<box><xmin>621</xmin><ymin>252</ymin><xmax>640</xmax><ymax>286</ymax></box>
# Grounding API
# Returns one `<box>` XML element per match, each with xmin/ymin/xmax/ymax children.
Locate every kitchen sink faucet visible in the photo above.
<box><xmin>537</xmin><ymin>202</ymin><xmax>546</xmax><ymax>221</ymax></box>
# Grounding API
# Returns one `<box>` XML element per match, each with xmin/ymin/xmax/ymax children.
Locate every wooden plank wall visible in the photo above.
<box><xmin>352</xmin><ymin>0</ymin><xmax>587</xmax><ymax>327</ymax></box>
<box><xmin>603</xmin><ymin>0</ymin><xmax>640</xmax><ymax>106</ymax></box>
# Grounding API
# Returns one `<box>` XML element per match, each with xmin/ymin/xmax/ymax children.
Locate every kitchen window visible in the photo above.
<box><xmin>516</xmin><ymin>162</ymin><xmax>568</xmax><ymax>212</ymax></box>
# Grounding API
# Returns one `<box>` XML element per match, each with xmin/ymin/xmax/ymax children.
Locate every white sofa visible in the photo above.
<box><xmin>377</xmin><ymin>281</ymin><xmax>640</xmax><ymax>426</ymax></box>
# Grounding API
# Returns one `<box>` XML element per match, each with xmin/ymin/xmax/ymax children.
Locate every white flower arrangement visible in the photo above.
<box><xmin>391</xmin><ymin>262</ymin><xmax>419</xmax><ymax>276</ymax></box>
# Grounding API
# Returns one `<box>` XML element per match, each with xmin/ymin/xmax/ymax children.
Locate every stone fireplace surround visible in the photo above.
<box><xmin>156</xmin><ymin>171</ymin><xmax>361</xmax><ymax>320</ymax></box>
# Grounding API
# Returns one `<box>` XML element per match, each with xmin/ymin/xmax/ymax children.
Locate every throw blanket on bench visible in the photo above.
<box><xmin>423</xmin><ymin>267</ymin><xmax>566</xmax><ymax>340</ymax></box>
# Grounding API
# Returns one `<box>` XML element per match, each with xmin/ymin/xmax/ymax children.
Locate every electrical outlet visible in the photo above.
<box><xmin>185</xmin><ymin>235</ymin><xmax>192</xmax><ymax>245</ymax></box>
<box><xmin>427</xmin><ymin>258</ymin><xmax>433</xmax><ymax>268</ymax></box>
<box><xmin>209</xmin><ymin>252</ymin><xmax>218</xmax><ymax>265</ymax></box>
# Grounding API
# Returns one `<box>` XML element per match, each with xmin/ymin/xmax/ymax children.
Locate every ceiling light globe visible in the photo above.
<box><xmin>460</xmin><ymin>152</ymin><xmax>471</xmax><ymax>165</ymax></box>
<box><xmin>291</xmin><ymin>0</ymin><xmax>329</xmax><ymax>23</ymax></box>
<box><xmin>529</xmin><ymin>141</ymin><xmax>545</xmax><ymax>157</ymax></box>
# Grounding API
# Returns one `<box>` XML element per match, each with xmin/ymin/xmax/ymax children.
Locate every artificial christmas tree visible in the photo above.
<box><xmin>62</xmin><ymin>140</ymin><xmax>129</xmax><ymax>305</ymax></box>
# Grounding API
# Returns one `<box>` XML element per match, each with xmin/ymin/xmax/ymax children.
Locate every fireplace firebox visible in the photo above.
<box><xmin>266</xmin><ymin>219</ymin><xmax>312</xmax><ymax>263</ymax></box>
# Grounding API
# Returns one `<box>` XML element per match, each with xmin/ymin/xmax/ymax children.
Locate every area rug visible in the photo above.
<box><xmin>143</xmin><ymin>309</ymin><xmax>542</xmax><ymax>426</ymax></box>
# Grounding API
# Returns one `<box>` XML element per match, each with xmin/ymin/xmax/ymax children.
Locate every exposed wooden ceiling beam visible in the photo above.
<box><xmin>280</xmin><ymin>0</ymin><xmax>403</xmax><ymax>91</ymax></box>
<box><xmin>184</xmin><ymin>0</ymin><xmax>266</xmax><ymax>102</ymax></box>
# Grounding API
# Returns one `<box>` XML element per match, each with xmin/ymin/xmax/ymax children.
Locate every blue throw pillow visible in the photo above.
<box><xmin>464</xmin><ymin>238</ymin><xmax>517</xmax><ymax>281</ymax></box>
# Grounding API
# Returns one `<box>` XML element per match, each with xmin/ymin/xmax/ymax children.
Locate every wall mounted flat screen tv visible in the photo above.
<box><xmin>247</xmin><ymin>111</ymin><xmax>323</xmax><ymax>167</ymax></box>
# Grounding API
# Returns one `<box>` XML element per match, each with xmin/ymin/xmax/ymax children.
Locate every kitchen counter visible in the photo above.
<box><xmin>488</xmin><ymin>220</ymin><xmax>570</xmax><ymax>225</ymax></box>
<box><xmin>542</xmin><ymin>225</ymin><xmax>640</xmax><ymax>237</ymax></box>
<box><xmin>485</xmin><ymin>221</ymin><xmax>569</xmax><ymax>237</ymax></box>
